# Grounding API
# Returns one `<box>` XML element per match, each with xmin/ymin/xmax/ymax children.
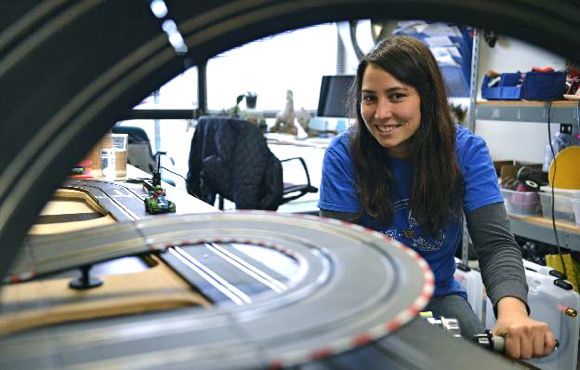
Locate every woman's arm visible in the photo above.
<box><xmin>465</xmin><ymin>202</ymin><xmax>527</xmax><ymax>309</ymax></box>
<box><xmin>466</xmin><ymin>202</ymin><xmax>556</xmax><ymax>359</ymax></box>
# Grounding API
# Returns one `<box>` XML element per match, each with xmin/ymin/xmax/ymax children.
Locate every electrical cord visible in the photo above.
<box><xmin>160</xmin><ymin>165</ymin><xmax>187</xmax><ymax>182</ymax></box>
<box><xmin>546</xmin><ymin>101</ymin><xmax>568</xmax><ymax>279</ymax></box>
<box><xmin>160</xmin><ymin>165</ymin><xmax>198</xmax><ymax>197</ymax></box>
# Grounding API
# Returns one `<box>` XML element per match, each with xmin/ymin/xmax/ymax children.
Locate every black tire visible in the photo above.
<box><xmin>1</xmin><ymin>0</ymin><xmax>579</xmax><ymax>279</ymax></box>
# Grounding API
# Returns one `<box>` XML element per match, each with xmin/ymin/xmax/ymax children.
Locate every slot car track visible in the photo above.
<box><xmin>0</xmin><ymin>181</ymin><xmax>521</xmax><ymax>369</ymax></box>
<box><xmin>2</xmin><ymin>210</ymin><xmax>429</xmax><ymax>369</ymax></box>
<box><xmin>63</xmin><ymin>179</ymin><xmax>155</xmax><ymax>222</ymax></box>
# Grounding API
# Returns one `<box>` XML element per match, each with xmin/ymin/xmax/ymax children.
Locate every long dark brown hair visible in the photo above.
<box><xmin>349</xmin><ymin>35</ymin><xmax>463</xmax><ymax>233</ymax></box>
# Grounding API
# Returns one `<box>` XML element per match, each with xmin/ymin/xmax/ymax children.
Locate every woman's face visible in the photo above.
<box><xmin>360</xmin><ymin>64</ymin><xmax>421</xmax><ymax>158</ymax></box>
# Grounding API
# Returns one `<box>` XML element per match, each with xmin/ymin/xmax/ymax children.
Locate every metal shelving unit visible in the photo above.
<box><xmin>509</xmin><ymin>217</ymin><xmax>580</xmax><ymax>252</ymax></box>
<box><xmin>474</xmin><ymin>99</ymin><xmax>580</xmax><ymax>250</ymax></box>
<box><xmin>475</xmin><ymin>100</ymin><xmax>580</xmax><ymax>123</ymax></box>
<box><xmin>461</xmin><ymin>29</ymin><xmax>481</xmax><ymax>263</ymax></box>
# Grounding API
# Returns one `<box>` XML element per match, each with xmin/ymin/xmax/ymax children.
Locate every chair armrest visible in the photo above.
<box><xmin>280</xmin><ymin>157</ymin><xmax>312</xmax><ymax>186</ymax></box>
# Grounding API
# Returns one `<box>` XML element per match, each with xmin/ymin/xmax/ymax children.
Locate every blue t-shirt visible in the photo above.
<box><xmin>318</xmin><ymin>125</ymin><xmax>503</xmax><ymax>297</ymax></box>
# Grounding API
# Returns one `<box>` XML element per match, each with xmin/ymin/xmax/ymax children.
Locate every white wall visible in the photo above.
<box><xmin>475</xmin><ymin>37</ymin><xmax>566</xmax><ymax>163</ymax></box>
<box><xmin>475</xmin><ymin>120</ymin><xmax>560</xmax><ymax>162</ymax></box>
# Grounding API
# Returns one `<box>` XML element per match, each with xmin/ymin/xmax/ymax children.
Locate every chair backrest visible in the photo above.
<box><xmin>187</xmin><ymin>116</ymin><xmax>283</xmax><ymax>210</ymax></box>
<box><xmin>112</xmin><ymin>126</ymin><xmax>150</xmax><ymax>145</ymax></box>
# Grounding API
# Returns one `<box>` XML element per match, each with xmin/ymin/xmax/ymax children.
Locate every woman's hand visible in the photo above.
<box><xmin>492</xmin><ymin>296</ymin><xmax>556</xmax><ymax>359</ymax></box>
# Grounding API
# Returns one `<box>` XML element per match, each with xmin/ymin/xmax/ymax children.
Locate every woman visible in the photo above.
<box><xmin>318</xmin><ymin>35</ymin><xmax>555</xmax><ymax>359</ymax></box>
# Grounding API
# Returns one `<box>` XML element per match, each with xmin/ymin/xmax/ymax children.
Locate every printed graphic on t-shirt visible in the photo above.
<box><xmin>383</xmin><ymin>199</ymin><xmax>445</xmax><ymax>252</ymax></box>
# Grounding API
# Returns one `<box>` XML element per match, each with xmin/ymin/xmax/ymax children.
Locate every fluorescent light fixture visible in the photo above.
<box><xmin>149</xmin><ymin>0</ymin><xmax>168</xmax><ymax>18</ymax></box>
<box><xmin>162</xmin><ymin>19</ymin><xmax>189</xmax><ymax>54</ymax></box>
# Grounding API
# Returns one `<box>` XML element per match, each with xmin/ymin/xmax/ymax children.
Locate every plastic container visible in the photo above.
<box><xmin>454</xmin><ymin>258</ymin><xmax>485</xmax><ymax>321</ymax></box>
<box><xmin>501</xmin><ymin>188</ymin><xmax>541</xmax><ymax>216</ymax></box>
<box><xmin>523</xmin><ymin>259</ymin><xmax>567</xmax><ymax>279</ymax></box>
<box><xmin>485</xmin><ymin>269</ymin><xmax>579</xmax><ymax>370</ymax></box>
<box><xmin>539</xmin><ymin>186</ymin><xmax>580</xmax><ymax>198</ymax></box>
<box><xmin>539</xmin><ymin>192</ymin><xmax>576</xmax><ymax>223</ymax></box>
<box><xmin>572</xmin><ymin>198</ymin><xmax>580</xmax><ymax>226</ymax></box>
<box><xmin>481</xmin><ymin>71</ymin><xmax>567</xmax><ymax>100</ymax></box>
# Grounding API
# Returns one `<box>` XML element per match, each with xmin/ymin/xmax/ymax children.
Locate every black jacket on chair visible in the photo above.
<box><xmin>187</xmin><ymin>116</ymin><xmax>283</xmax><ymax>210</ymax></box>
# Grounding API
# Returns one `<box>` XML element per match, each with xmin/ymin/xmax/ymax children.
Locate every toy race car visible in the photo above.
<box><xmin>144</xmin><ymin>185</ymin><xmax>176</xmax><ymax>214</ymax></box>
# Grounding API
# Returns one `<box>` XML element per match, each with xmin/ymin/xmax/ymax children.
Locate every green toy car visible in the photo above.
<box><xmin>144</xmin><ymin>185</ymin><xmax>176</xmax><ymax>214</ymax></box>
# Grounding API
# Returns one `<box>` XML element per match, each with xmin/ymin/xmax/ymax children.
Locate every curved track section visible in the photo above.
<box><xmin>0</xmin><ymin>211</ymin><xmax>432</xmax><ymax>369</ymax></box>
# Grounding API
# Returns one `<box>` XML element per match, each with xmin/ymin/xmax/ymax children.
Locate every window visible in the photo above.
<box><xmin>134</xmin><ymin>67</ymin><xmax>198</xmax><ymax>109</ymax></box>
<box><xmin>121</xmin><ymin>23</ymin><xmax>338</xmax><ymax>189</ymax></box>
<box><xmin>207</xmin><ymin>23</ymin><xmax>338</xmax><ymax>112</ymax></box>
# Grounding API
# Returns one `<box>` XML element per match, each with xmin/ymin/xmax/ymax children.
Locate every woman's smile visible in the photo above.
<box><xmin>374</xmin><ymin>122</ymin><xmax>404</xmax><ymax>135</ymax></box>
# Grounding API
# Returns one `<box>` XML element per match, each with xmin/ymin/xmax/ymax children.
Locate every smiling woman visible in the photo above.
<box><xmin>1</xmin><ymin>1</ymin><xmax>580</xmax><ymax>368</ymax></box>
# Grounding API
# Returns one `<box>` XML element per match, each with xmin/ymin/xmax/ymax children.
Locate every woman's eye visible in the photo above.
<box><xmin>362</xmin><ymin>95</ymin><xmax>375</xmax><ymax>103</ymax></box>
<box><xmin>390</xmin><ymin>93</ymin><xmax>405</xmax><ymax>101</ymax></box>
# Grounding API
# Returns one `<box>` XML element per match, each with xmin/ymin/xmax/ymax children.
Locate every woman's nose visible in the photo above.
<box><xmin>374</xmin><ymin>98</ymin><xmax>392</xmax><ymax>119</ymax></box>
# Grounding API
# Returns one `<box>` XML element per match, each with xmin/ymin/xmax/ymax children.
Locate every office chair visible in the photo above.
<box><xmin>187</xmin><ymin>116</ymin><xmax>317</xmax><ymax>211</ymax></box>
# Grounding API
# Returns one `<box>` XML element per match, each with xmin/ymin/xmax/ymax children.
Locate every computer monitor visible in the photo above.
<box><xmin>316</xmin><ymin>75</ymin><xmax>354</xmax><ymax>118</ymax></box>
